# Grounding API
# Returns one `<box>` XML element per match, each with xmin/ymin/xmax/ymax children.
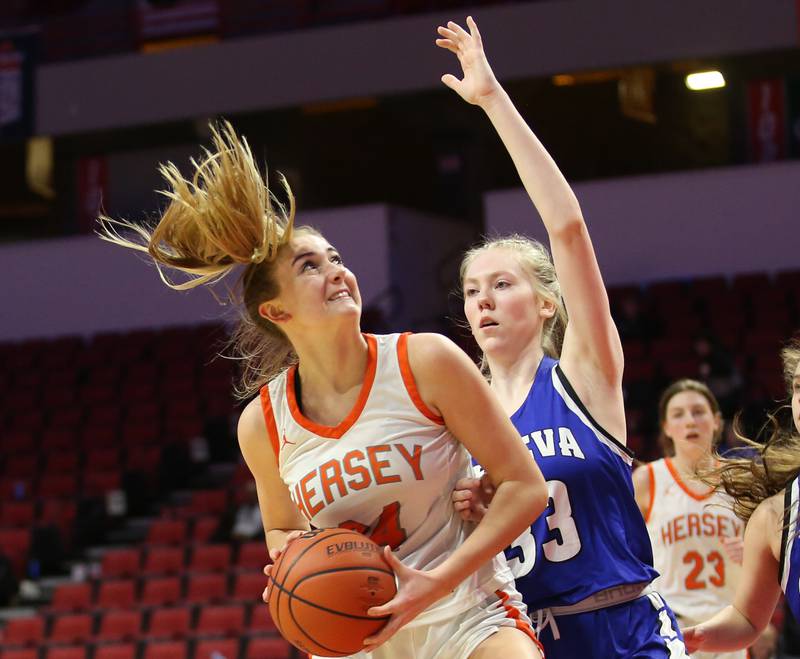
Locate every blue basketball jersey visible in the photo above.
<box><xmin>479</xmin><ymin>356</ymin><xmax>658</xmax><ymax>610</ymax></box>
<box><xmin>780</xmin><ymin>477</ymin><xmax>800</xmax><ymax>622</ymax></box>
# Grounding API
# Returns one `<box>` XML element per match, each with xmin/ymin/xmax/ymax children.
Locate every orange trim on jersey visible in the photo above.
<box><xmin>286</xmin><ymin>333</ymin><xmax>378</xmax><ymax>439</ymax></box>
<box><xmin>665</xmin><ymin>457</ymin><xmax>714</xmax><ymax>501</ymax></box>
<box><xmin>259</xmin><ymin>386</ymin><xmax>281</xmax><ymax>459</ymax></box>
<box><xmin>397</xmin><ymin>332</ymin><xmax>445</xmax><ymax>425</ymax></box>
<box><xmin>644</xmin><ymin>462</ymin><xmax>656</xmax><ymax>523</ymax></box>
<box><xmin>495</xmin><ymin>590</ymin><xmax>545</xmax><ymax>655</ymax></box>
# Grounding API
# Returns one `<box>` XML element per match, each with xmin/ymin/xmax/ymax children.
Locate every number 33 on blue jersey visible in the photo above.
<box><xmin>505</xmin><ymin>480</ymin><xmax>582</xmax><ymax>577</ymax></box>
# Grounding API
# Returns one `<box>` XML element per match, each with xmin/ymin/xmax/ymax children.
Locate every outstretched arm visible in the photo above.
<box><xmin>436</xmin><ymin>18</ymin><xmax>624</xmax><ymax>416</ymax></box>
<box><xmin>683</xmin><ymin>495</ymin><xmax>783</xmax><ymax>652</ymax></box>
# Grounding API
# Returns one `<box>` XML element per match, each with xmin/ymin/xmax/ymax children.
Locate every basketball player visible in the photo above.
<box><xmin>440</xmin><ymin>17</ymin><xmax>686</xmax><ymax>657</ymax></box>
<box><xmin>97</xmin><ymin>122</ymin><xmax>548</xmax><ymax>659</ymax></box>
<box><xmin>632</xmin><ymin>380</ymin><xmax>745</xmax><ymax>659</ymax></box>
<box><xmin>683</xmin><ymin>337</ymin><xmax>800</xmax><ymax>653</ymax></box>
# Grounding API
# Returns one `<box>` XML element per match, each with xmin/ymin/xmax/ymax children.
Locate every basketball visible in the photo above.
<box><xmin>267</xmin><ymin>528</ymin><xmax>398</xmax><ymax>657</ymax></box>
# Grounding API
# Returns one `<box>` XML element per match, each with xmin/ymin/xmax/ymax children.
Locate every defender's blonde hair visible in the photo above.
<box><xmin>459</xmin><ymin>234</ymin><xmax>568</xmax><ymax>373</ymax></box>
<box><xmin>97</xmin><ymin>120</ymin><xmax>318</xmax><ymax>397</ymax></box>
<box><xmin>705</xmin><ymin>338</ymin><xmax>800</xmax><ymax>522</ymax></box>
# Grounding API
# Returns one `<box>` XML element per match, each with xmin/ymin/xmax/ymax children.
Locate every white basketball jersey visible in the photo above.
<box><xmin>645</xmin><ymin>458</ymin><xmax>743</xmax><ymax>626</ymax></box>
<box><xmin>260</xmin><ymin>333</ymin><xmax>513</xmax><ymax>627</ymax></box>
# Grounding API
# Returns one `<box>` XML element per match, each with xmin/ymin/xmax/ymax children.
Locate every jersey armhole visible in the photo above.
<box><xmin>397</xmin><ymin>332</ymin><xmax>445</xmax><ymax>425</ymax></box>
<box><xmin>259</xmin><ymin>386</ymin><xmax>281</xmax><ymax>459</ymax></box>
<box><xmin>779</xmin><ymin>481</ymin><xmax>794</xmax><ymax>584</ymax></box>
<box><xmin>552</xmin><ymin>364</ymin><xmax>635</xmax><ymax>461</ymax></box>
<box><xmin>644</xmin><ymin>463</ymin><xmax>656</xmax><ymax>523</ymax></box>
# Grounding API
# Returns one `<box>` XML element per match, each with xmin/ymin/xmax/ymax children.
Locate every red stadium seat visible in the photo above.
<box><xmin>237</xmin><ymin>542</ymin><xmax>268</xmax><ymax>571</ymax></box>
<box><xmin>37</xmin><ymin>473</ymin><xmax>78</xmax><ymax>498</ymax></box>
<box><xmin>83</xmin><ymin>470</ymin><xmax>122</xmax><ymax>497</ymax></box>
<box><xmin>194</xmin><ymin>604</ymin><xmax>245</xmax><ymax>637</ymax></box>
<box><xmin>4</xmin><ymin>454</ymin><xmax>38</xmax><ymax>478</ymax></box>
<box><xmin>49</xmin><ymin>614</ymin><xmax>93</xmax><ymax>644</ymax></box>
<box><xmin>191</xmin><ymin>516</ymin><xmax>219</xmax><ymax>543</ymax></box>
<box><xmin>85</xmin><ymin>448</ymin><xmax>120</xmax><ymax>470</ymax></box>
<box><xmin>187</xmin><ymin>490</ymin><xmax>228</xmax><ymax>516</ymax></box>
<box><xmin>188</xmin><ymin>544</ymin><xmax>231</xmax><ymax>573</ymax></box>
<box><xmin>146</xmin><ymin>606</ymin><xmax>191</xmax><ymax>640</ymax></box>
<box><xmin>146</xmin><ymin>520</ymin><xmax>187</xmax><ymax>546</ymax></box>
<box><xmin>101</xmin><ymin>549</ymin><xmax>141</xmax><ymax>579</ymax></box>
<box><xmin>0</xmin><ymin>529</ymin><xmax>30</xmax><ymax>576</ymax></box>
<box><xmin>79</xmin><ymin>425</ymin><xmax>117</xmax><ymax>450</ymax></box>
<box><xmin>96</xmin><ymin>580</ymin><xmax>137</xmax><ymax>610</ymax></box>
<box><xmin>0</xmin><ymin>501</ymin><xmax>35</xmax><ymax>527</ymax></box>
<box><xmin>44</xmin><ymin>646</ymin><xmax>88</xmax><ymax>659</ymax></box>
<box><xmin>185</xmin><ymin>573</ymin><xmax>227</xmax><ymax>604</ymax></box>
<box><xmin>126</xmin><ymin>446</ymin><xmax>161</xmax><ymax>473</ymax></box>
<box><xmin>2</xmin><ymin>616</ymin><xmax>45</xmax><ymax>646</ymax></box>
<box><xmin>43</xmin><ymin>451</ymin><xmax>79</xmax><ymax>474</ymax></box>
<box><xmin>40</xmin><ymin>428</ymin><xmax>77</xmax><ymax>451</ymax></box>
<box><xmin>232</xmin><ymin>572</ymin><xmax>267</xmax><ymax>603</ymax></box>
<box><xmin>51</xmin><ymin>583</ymin><xmax>92</xmax><ymax>612</ymax></box>
<box><xmin>96</xmin><ymin>610</ymin><xmax>142</xmax><ymax>642</ymax></box>
<box><xmin>140</xmin><ymin>577</ymin><xmax>182</xmax><ymax>607</ymax></box>
<box><xmin>1</xmin><ymin>430</ymin><xmax>37</xmax><ymax>453</ymax></box>
<box><xmin>244</xmin><ymin>636</ymin><xmax>292</xmax><ymax>659</ymax></box>
<box><xmin>194</xmin><ymin>638</ymin><xmax>240</xmax><ymax>659</ymax></box>
<box><xmin>143</xmin><ymin>547</ymin><xmax>185</xmax><ymax>576</ymax></box>
<box><xmin>142</xmin><ymin>640</ymin><xmax>188</xmax><ymax>659</ymax></box>
<box><xmin>93</xmin><ymin>644</ymin><xmax>137</xmax><ymax>659</ymax></box>
<box><xmin>1</xmin><ymin>649</ymin><xmax>39</xmax><ymax>659</ymax></box>
<box><xmin>248</xmin><ymin>606</ymin><xmax>278</xmax><ymax>634</ymax></box>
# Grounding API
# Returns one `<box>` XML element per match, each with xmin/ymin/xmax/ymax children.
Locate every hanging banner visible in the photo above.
<box><xmin>746</xmin><ymin>78</ymin><xmax>786</xmax><ymax>162</ymax></box>
<box><xmin>0</xmin><ymin>31</ymin><xmax>37</xmax><ymax>142</ymax></box>
<box><xmin>77</xmin><ymin>156</ymin><xmax>108</xmax><ymax>234</ymax></box>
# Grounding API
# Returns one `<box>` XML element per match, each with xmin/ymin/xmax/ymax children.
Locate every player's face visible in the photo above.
<box><xmin>663</xmin><ymin>390</ymin><xmax>720</xmax><ymax>453</ymax></box>
<box><xmin>265</xmin><ymin>233</ymin><xmax>361</xmax><ymax>330</ymax></box>
<box><xmin>462</xmin><ymin>248</ymin><xmax>551</xmax><ymax>359</ymax></box>
<box><xmin>791</xmin><ymin>360</ymin><xmax>800</xmax><ymax>435</ymax></box>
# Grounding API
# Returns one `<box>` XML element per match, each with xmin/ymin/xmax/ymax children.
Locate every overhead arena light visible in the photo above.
<box><xmin>685</xmin><ymin>70</ymin><xmax>725</xmax><ymax>91</ymax></box>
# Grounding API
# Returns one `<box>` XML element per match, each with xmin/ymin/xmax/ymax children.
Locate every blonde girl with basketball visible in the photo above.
<box><xmin>632</xmin><ymin>380</ymin><xmax>747</xmax><ymax>659</ymax></box>
<box><xmin>440</xmin><ymin>16</ymin><xmax>686</xmax><ymax>658</ymax></box>
<box><xmin>97</xmin><ymin>122</ymin><xmax>547</xmax><ymax>659</ymax></box>
<box><xmin>682</xmin><ymin>337</ymin><xmax>800</xmax><ymax>654</ymax></box>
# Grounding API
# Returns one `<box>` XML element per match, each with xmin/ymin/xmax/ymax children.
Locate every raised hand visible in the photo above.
<box><xmin>361</xmin><ymin>546</ymin><xmax>451</xmax><ymax>651</ymax></box>
<box><xmin>435</xmin><ymin>16</ymin><xmax>501</xmax><ymax>107</ymax></box>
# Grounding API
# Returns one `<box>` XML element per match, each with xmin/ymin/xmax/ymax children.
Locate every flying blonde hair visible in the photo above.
<box><xmin>704</xmin><ymin>337</ymin><xmax>800</xmax><ymax>522</ymax></box>
<box><xmin>97</xmin><ymin>120</ymin><xmax>319</xmax><ymax>397</ymax></box>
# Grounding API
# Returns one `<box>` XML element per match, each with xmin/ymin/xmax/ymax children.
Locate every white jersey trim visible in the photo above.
<box><xmin>780</xmin><ymin>479</ymin><xmax>799</xmax><ymax>593</ymax></box>
<box><xmin>551</xmin><ymin>365</ymin><xmax>633</xmax><ymax>466</ymax></box>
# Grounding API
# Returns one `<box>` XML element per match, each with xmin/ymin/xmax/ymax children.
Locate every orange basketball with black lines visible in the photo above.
<box><xmin>266</xmin><ymin>528</ymin><xmax>397</xmax><ymax>657</ymax></box>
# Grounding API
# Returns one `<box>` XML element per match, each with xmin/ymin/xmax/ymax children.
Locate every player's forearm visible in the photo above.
<box><xmin>691</xmin><ymin>605</ymin><xmax>761</xmax><ymax>651</ymax></box>
<box><xmin>430</xmin><ymin>478</ymin><xmax>546</xmax><ymax>591</ymax></box>
<box><xmin>480</xmin><ymin>86</ymin><xmax>582</xmax><ymax>234</ymax></box>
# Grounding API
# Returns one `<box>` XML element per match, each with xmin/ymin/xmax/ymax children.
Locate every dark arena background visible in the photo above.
<box><xmin>0</xmin><ymin>1</ymin><xmax>798</xmax><ymax>658</ymax></box>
